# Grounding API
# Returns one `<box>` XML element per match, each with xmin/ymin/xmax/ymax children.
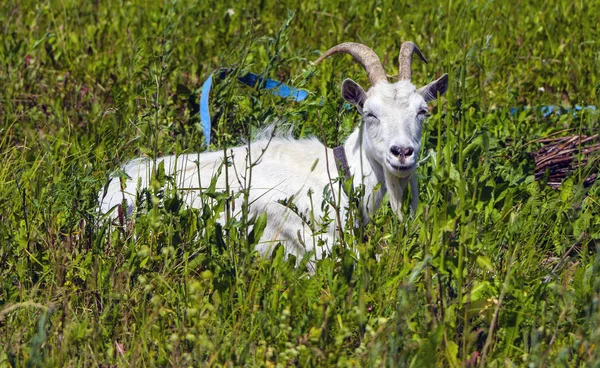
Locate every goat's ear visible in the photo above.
<box><xmin>417</xmin><ymin>73</ymin><xmax>449</xmax><ymax>102</ymax></box>
<box><xmin>341</xmin><ymin>78</ymin><xmax>367</xmax><ymax>109</ymax></box>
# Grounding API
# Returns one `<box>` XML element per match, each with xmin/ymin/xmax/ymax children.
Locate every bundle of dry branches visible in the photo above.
<box><xmin>531</xmin><ymin>133</ymin><xmax>599</xmax><ymax>189</ymax></box>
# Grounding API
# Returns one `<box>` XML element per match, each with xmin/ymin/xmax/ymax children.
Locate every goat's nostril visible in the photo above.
<box><xmin>390</xmin><ymin>146</ymin><xmax>414</xmax><ymax>157</ymax></box>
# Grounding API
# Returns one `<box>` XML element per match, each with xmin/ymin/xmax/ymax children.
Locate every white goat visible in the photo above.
<box><xmin>99</xmin><ymin>42</ymin><xmax>448</xmax><ymax>264</ymax></box>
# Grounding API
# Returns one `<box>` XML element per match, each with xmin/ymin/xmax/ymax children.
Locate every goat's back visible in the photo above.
<box><xmin>98</xmin><ymin>137</ymin><xmax>341</xmax><ymax>259</ymax></box>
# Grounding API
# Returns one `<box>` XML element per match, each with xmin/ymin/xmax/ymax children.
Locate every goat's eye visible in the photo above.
<box><xmin>418</xmin><ymin>108</ymin><xmax>431</xmax><ymax>118</ymax></box>
<box><xmin>364</xmin><ymin>112</ymin><xmax>379</xmax><ymax>120</ymax></box>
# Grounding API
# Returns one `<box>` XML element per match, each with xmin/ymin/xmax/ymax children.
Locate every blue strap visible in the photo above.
<box><xmin>235</xmin><ymin>72</ymin><xmax>309</xmax><ymax>101</ymax></box>
<box><xmin>510</xmin><ymin>105</ymin><xmax>596</xmax><ymax>118</ymax></box>
<box><xmin>199</xmin><ymin>70</ymin><xmax>308</xmax><ymax>146</ymax></box>
<box><xmin>200</xmin><ymin>74</ymin><xmax>214</xmax><ymax>146</ymax></box>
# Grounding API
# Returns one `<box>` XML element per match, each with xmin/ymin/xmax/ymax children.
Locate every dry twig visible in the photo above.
<box><xmin>531</xmin><ymin>134</ymin><xmax>599</xmax><ymax>189</ymax></box>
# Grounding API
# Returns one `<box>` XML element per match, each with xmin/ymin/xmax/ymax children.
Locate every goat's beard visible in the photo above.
<box><xmin>383</xmin><ymin>170</ymin><xmax>409</xmax><ymax>220</ymax></box>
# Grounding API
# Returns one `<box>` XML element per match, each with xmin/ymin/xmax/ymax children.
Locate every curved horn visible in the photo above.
<box><xmin>314</xmin><ymin>42</ymin><xmax>388</xmax><ymax>85</ymax></box>
<box><xmin>398</xmin><ymin>41</ymin><xmax>428</xmax><ymax>81</ymax></box>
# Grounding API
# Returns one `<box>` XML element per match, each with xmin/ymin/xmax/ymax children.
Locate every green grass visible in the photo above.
<box><xmin>1</xmin><ymin>0</ymin><xmax>600</xmax><ymax>366</ymax></box>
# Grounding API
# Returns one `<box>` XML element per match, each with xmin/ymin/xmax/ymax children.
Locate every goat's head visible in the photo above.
<box><xmin>315</xmin><ymin>42</ymin><xmax>448</xmax><ymax>179</ymax></box>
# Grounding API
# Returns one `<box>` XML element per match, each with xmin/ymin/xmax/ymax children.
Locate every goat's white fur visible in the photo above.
<box><xmin>99</xmin><ymin>43</ymin><xmax>448</xmax><ymax>266</ymax></box>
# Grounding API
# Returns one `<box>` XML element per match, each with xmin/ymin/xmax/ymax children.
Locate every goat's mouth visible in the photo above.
<box><xmin>386</xmin><ymin>159</ymin><xmax>415</xmax><ymax>174</ymax></box>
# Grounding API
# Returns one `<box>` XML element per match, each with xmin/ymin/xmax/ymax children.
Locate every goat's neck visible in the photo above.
<box><xmin>342</xmin><ymin>128</ymin><xmax>389</xmax><ymax>222</ymax></box>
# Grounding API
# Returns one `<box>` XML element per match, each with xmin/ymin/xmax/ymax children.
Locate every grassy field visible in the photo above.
<box><xmin>1</xmin><ymin>0</ymin><xmax>600</xmax><ymax>366</ymax></box>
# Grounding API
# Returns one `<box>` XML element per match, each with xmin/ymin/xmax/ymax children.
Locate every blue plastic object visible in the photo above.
<box><xmin>199</xmin><ymin>74</ymin><xmax>214</xmax><ymax>146</ymax></box>
<box><xmin>199</xmin><ymin>70</ymin><xmax>308</xmax><ymax>146</ymax></box>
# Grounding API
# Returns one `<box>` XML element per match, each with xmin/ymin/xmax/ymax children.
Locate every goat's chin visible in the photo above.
<box><xmin>390</xmin><ymin>169</ymin><xmax>414</xmax><ymax>178</ymax></box>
